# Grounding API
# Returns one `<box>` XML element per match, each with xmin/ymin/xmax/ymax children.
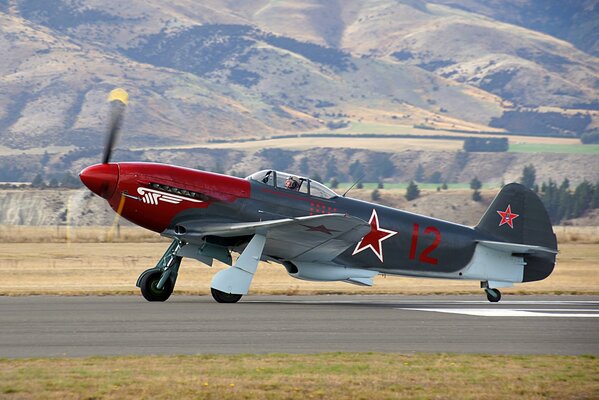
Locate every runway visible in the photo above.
<box><xmin>1</xmin><ymin>295</ymin><xmax>598</xmax><ymax>358</ymax></box>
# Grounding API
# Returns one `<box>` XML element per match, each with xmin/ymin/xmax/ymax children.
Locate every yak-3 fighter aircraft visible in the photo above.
<box><xmin>80</xmin><ymin>89</ymin><xmax>558</xmax><ymax>303</ymax></box>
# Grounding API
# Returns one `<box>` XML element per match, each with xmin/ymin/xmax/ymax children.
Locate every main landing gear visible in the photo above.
<box><xmin>210</xmin><ymin>233</ymin><xmax>266</xmax><ymax>304</ymax></box>
<box><xmin>137</xmin><ymin>240</ymin><xmax>182</xmax><ymax>302</ymax></box>
<box><xmin>137</xmin><ymin>234</ymin><xmax>266</xmax><ymax>303</ymax></box>
<box><xmin>211</xmin><ymin>288</ymin><xmax>243</xmax><ymax>303</ymax></box>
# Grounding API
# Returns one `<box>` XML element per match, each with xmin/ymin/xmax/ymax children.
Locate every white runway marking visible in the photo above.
<box><xmin>438</xmin><ymin>301</ymin><xmax>599</xmax><ymax>305</ymax></box>
<box><xmin>398</xmin><ymin>308</ymin><xmax>599</xmax><ymax>318</ymax></box>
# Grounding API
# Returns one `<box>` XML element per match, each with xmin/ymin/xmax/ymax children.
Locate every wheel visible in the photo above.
<box><xmin>140</xmin><ymin>270</ymin><xmax>173</xmax><ymax>302</ymax></box>
<box><xmin>485</xmin><ymin>288</ymin><xmax>501</xmax><ymax>303</ymax></box>
<box><xmin>211</xmin><ymin>287</ymin><xmax>242</xmax><ymax>303</ymax></box>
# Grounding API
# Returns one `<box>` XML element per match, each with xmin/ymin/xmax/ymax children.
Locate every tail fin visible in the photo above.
<box><xmin>475</xmin><ymin>183</ymin><xmax>557</xmax><ymax>282</ymax></box>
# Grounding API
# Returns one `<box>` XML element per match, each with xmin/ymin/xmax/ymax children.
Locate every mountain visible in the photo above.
<box><xmin>0</xmin><ymin>0</ymin><xmax>597</xmax><ymax>181</ymax></box>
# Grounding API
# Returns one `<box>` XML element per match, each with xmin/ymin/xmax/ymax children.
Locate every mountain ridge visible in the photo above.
<box><xmin>0</xmin><ymin>0</ymin><xmax>597</xmax><ymax>181</ymax></box>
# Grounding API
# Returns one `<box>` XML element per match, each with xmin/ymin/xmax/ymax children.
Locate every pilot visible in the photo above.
<box><xmin>285</xmin><ymin>176</ymin><xmax>300</xmax><ymax>191</ymax></box>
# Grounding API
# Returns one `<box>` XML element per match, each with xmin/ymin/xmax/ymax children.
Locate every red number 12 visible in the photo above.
<box><xmin>409</xmin><ymin>223</ymin><xmax>441</xmax><ymax>265</ymax></box>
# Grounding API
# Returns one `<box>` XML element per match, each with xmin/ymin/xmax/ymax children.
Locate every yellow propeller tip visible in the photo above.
<box><xmin>108</xmin><ymin>88</ymin><xmax>129</xmax><ymax>105</ymax></box>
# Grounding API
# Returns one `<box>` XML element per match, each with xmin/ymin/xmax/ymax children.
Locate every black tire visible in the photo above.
<box><xmin>485</xmin><ymin>288</ymin><xmax>501</xmax><ymax>303</ymax></box>
<box><xmin>140</xmin><ymin>270</ymin><xmax>173</xmax><ymax>302</ymax></box>
<box><xmin>211</xmin><ymin>287</ymin><xmax>242</xmax><ymax>303</ymax></box>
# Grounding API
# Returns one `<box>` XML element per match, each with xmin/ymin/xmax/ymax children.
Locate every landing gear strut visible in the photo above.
<box><xmin>485</xmin><ymin>288</ymin><xmax>502</xmax><ymax>303</ymax></box>
<box><xmin>210</xmin><ymin>233</ymin><xmax>267</xmax><ymax>303</ymax></box>
<box><xmin>137</xmin><ymin>240</ymin><xmax>182</xmax><ymax>302</ymax></box>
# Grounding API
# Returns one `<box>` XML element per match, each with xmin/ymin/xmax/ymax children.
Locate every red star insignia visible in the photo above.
<box><xmin>497</xmin><ymin>204</ymin><xmax>519</xmax><ymax>229</ymax></box>
<box><xmin>352</xmin><ymin>209</ymin><xmax>398</xmax><ymax>262</ymax></box>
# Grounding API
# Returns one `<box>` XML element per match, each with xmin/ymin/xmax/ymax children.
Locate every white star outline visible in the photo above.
<box><xmin>352</xmin><ymin>209</ymin><xmax>398</xmax><ymax>263</ymax></box>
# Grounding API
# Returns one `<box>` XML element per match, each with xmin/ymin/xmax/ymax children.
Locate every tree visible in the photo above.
<box><xmin>325</xmin><ymin>156</ymin><xmax>338</xmax><ymax>180</ymax></box>
<box><xmin>61</xmin><ymin>173</ymin><xmax>81</xmax><ymax>188</ymax></box>
<box><xmin>428</xmin><ymin>171</ymin><xmax>442</xmax><ymax>184</ymax></box>
<box><xmin>299</xmin><ymin>157</ymin><xmax>310</xmax><ymax>175</ymax></box>
<box><xmin>31</xmin><ymin>174</ymin><xmax>45</xmax><ymax>188</ymax></box>
<box><xmin>463</xmin><ymin>137</ymin><xmax>508</xmax><ymax>152</ymax></box>
<box><xmin>520</xmin><ymin>164</ymin><xmax>536</xmax><ymax>189</ymax></box>
<box><xmin>470</xmin><ymin>177</ymin><xmax>482</xmax><ymax>190</ymax></box>
<box><xmin>414</xmin><ymin>164</ymin><xmax>425</xmax><ymax>182</ymax></box>
<box><xmin>349</xmin><ymin>160</ymin><xmax>364</xmax><ymax>180</ymax></box>
<box><xmin>213</xmin><ymin>160</ymin><xmax>224</xmax><ymax>174</ymax></box>
<box><xmin>580</xmin><ymin>130</ymin><xmax>599</xmax><ymax>144</ymax></box>
<box><xmin>329</xmin><ymin>177</ymin><xmax>339</xmax><ymax>189</ymax></box>
<box><xmin>371</xmin><ymin>189</ymin><xmax>381</xmax><ymax>201</ymax></box>
<box><xmin>372</xmin><ymin>155</ymin><xmax>395</xmax><ymax>180</ymax></box>
<box><xmin>310</xmin><ymin>173</ymin><xmax>323</xmax><ymax>183</ymax></box>
<box><xmin>41</xmin><ymin>151</ymin><xmax>50</xmax><ymax>166</ymax></box>
<box><xmin>405</xmin><ymin>181</ymin><xmax>420</xmax><ymax>201</ymax></box>
<box><xmin>469</xmin><ymin>177</ymin><xmax>482</xmax><ymax>202</ymax></box>
<box><xmin>572</xmin><ymin>180</ymin><xmax>593</xmax><ymax>217</ymax></box>
<box><xmin>356</xmin><ymin>182</ymin><xmax>364</xmax><ymax>189</ymax></box>
<box><xmin>592</xmin><ymin>183</ymin><xmax>599</xmax><ymax>209</ymax></box>
<box><xmin>441</xmin><ymin>182</ymin><xmax>448</xmax><ymax>190</ymax></box>
<box><xmin>377</xmin><ymin>181</ymin><xmax>384</xmax><ymax>189</ymax></box>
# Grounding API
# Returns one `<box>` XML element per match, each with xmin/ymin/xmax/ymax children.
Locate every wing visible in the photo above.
<box><xmin>164</xmin><ymin>213</ymin><xmax>370</xmax><ymax>262</ymax></box>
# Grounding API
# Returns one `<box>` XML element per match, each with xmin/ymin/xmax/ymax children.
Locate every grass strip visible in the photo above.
<box><xmin>1</xmin><ymin>353</ymin><xmax>597</xmax><ymax>399</ymax></box>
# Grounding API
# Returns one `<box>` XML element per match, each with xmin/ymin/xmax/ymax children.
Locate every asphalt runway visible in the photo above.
<box><xmin>1</xmin><ymin>295</ymin><xmax>598</xmax><ymax>358</ymax></box>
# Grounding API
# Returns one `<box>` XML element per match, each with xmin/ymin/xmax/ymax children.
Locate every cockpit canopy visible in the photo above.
<box><xmin>247</xmin><ymin>170</ymin><xmax>337</xmax><ymax>199</ymax></box>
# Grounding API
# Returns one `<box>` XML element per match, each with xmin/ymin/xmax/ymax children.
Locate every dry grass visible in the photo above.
<box><xmin>0</xmin><ymin>353</ymin><xmax>597</xmax><ymax>399</ymax></box>
<box><xmin>555</xmin><ymin>226</ymin><xmax>599</xmax><ymax>244</ymax></box>
<box><xmin>0</xmin><ymin>225</ymin><xmax>162</xmax><ymax>243</ymax></box>
<box><xmin>0</xmin><ymin>238</ymin><xmax>597</xmax><ymax>296</ymax></box>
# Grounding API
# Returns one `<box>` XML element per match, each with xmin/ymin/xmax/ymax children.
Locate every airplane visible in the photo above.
<box><xmin>79</xmin><ymin>89</ymin><xmax>558</xmax><ymax>304</ymax></box>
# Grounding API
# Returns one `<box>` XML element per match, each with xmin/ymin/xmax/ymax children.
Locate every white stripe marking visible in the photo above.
<box><xmin>397</xmin><ymin>308</ymin><xmax>599</xmax><ymax>318</ymax></box>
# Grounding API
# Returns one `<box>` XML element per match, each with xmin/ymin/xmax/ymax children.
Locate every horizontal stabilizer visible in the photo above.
<box><xmin>477</xmin><ymin>240</ymin><xmax>558</xmax><ymax>255</ymax></box>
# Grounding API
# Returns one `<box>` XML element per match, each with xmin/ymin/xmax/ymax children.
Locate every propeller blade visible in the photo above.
<box><xmin>102</xmin><ymin>88</ymin><xmax>129</xmax><ymax>164</ymax></box>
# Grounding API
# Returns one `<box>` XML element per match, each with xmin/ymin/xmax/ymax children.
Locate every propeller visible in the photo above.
<box><xmin>102</xmin><ymin>88</ymin><xmax>129</xmax><ymax>164</ymax></box>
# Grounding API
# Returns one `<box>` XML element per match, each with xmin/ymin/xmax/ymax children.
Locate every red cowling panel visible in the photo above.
<box><xmin>79</xmin><ymin>163</ymin><xmax>119</xmax><ymax>199</ymax></box>
<box><xmin>105</xmin><ymin>163</ymin><xmax>250</xmax><ymax>233</ymax></box>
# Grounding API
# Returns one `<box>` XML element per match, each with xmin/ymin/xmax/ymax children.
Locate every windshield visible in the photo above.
<box><xmin>247</xmin><ymin>170</ymin><xmax>337</xmax><ymax>199</ymax></box>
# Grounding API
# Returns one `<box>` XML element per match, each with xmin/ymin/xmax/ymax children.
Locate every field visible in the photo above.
<box><xmin>186</xmin><ymin>136</ymin><xmax>464</xmax><ymax>152</ymax></box>
<box><xmin>136</xmin><ymin>134</ymin><xmax>589</xmax><ymax>154</ymax></box>
<box><xmin>509</xmin><ymin>143</ymin><xmax>599</xmax><ymax>154</ymax></box>
<box><xmin>0</xmin><ymin>226</ymin><xmax>597</xmax><ymax>296</ymax></box>
<box><xmin>334</xmin><ymin>182</ymin><xmax>500</xmax><ymax>190</ymax></box>
<box><xmin>1</xmin><ymin>353</ymin><xmax>597</xmax><ymax>399</ymax></box>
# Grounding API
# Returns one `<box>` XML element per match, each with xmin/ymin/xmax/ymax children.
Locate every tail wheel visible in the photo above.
<box><xmin>485</xmin><ymin>288</ymin><xmax>501</xmax><ymax>303</ymax></box>
<box><xmin>211</xmin><ymin>287</ymin><xmax>242</xmax><ymax>303</ymax></box>
<box><xmin>140</xmin><ymin>270</ymin><xmax>173</xmax><ymax>302</ymax></box>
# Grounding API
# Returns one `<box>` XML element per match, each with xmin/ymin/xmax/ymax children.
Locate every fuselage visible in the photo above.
<box><xmin>81</xmin><ymin>162</ymin><xmax>482</xmax><ymax>278</ymax></box>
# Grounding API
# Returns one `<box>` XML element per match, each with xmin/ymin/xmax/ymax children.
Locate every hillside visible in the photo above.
<box><xmin>2</xmin><ymin>182</ymin><xmax>597</xmax><ymax>227</ymax></box>
<box><xmin>0</xmin><ymin>0</ymin><xmax>597</xmax><ymax>182</ymax></box>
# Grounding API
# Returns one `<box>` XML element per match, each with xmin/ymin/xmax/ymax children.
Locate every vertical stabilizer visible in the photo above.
<box><xmin>475</xmin><ymin>183</ymin><xmax>557</xmax><ymax>282</ymax></box>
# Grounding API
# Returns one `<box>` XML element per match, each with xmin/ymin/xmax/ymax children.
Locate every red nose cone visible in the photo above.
<box><xmin>80</xmin><ymin>163</ymin><xmax>119</xmax><ymax>199</ymax></box>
